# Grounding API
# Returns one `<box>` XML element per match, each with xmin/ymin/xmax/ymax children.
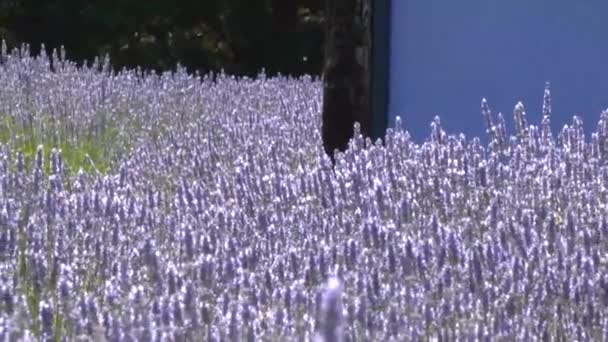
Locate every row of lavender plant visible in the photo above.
<box><xmin>1</xmin><ymin>43</ymin><xmax>607</xmax><ymax>341</ymax></box>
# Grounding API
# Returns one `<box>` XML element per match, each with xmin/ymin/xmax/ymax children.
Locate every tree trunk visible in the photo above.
<box><xmin>322</xmin><ymin>0</ymin><xmax>371</xmax><ymax>161</ymax></box>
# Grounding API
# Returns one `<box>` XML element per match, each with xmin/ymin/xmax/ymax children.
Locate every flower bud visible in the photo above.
<box><xmin>40</xmin><ymin>301</ymin><xmax>54</xmax><ymax>337</ymax></box>
<box><xmin>316</xmin><ymin>277</ymin><xmax>344</xmax><ymax>342</ymax></box>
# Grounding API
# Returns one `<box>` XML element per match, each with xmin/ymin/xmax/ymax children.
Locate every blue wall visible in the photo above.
<box><xmin>389</xmin><ymin>1</ymin><xmax>608</xmax><ymax>144</ymax></box>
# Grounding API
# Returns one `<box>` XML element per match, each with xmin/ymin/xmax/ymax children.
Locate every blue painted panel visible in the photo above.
<box><xmin>388</xmin><ymin>1</ymin><xmax>608</xmax><ymax>143</ymax></box>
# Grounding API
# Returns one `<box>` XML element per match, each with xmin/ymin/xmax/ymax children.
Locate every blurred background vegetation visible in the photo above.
<box><xmin>0</xmin><ymin>0</ymin><xmax>324</xmax><ymax>76</ymax></box>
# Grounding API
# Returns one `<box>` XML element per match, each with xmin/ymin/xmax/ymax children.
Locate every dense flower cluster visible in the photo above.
<box><xmin>1</xmin><ymin>43</ymin><xmax>607</xmax><ymax>341</ymax></box>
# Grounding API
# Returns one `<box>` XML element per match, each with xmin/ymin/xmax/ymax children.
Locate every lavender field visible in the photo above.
<box><xmin>0</xmin><ymin>42</ymin><xmax>607</xmax><ymax>341</ymax></box>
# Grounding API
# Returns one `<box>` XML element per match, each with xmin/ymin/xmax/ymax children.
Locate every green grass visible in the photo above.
<box><xmin>0</xmin><ymin>112</ymin><xmax>134</xmax><ymax>176</ymax></box>
<box><xmin>1</xmin><ymin>109</ymin><xmax>193</xmax><ymax>340</ymax></box>
<box><xmin>0</xmin><ymin>111</ymin><xmax>135</xmax><ymax>340</ymax></box>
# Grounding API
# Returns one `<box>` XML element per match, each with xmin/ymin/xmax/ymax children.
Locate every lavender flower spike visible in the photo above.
<box><xmin>316</xmin><ymin>277</ymin><xmax>344</xmax><ymax>342</ymax></box>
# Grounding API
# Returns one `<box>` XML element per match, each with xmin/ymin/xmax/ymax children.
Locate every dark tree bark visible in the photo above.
<box><xmin>322</xmin><ymin>0</ymin><xmax>371</xmax><ymax>161</ymax></box>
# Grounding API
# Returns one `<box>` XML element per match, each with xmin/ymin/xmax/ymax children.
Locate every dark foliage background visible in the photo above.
<box><xmin>0</xmin><ymin>0</ymin><xmax>324</xmax><ymax>76</ymax></box>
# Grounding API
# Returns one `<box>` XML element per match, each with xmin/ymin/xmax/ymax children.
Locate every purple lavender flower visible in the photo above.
<box><xmin>1</xmin><ymin>44</ymin><xmax>608</xmax><ymax>340</ymax></box>
<box><xmin>316</xmin><ymin>277</ymin><xmax>344</xmax><ymax>342</ymax></box>
<box><xmin>2</xmin><ymin>286</ymin><xmax>13</xmax><ymax>315</ymax></box>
